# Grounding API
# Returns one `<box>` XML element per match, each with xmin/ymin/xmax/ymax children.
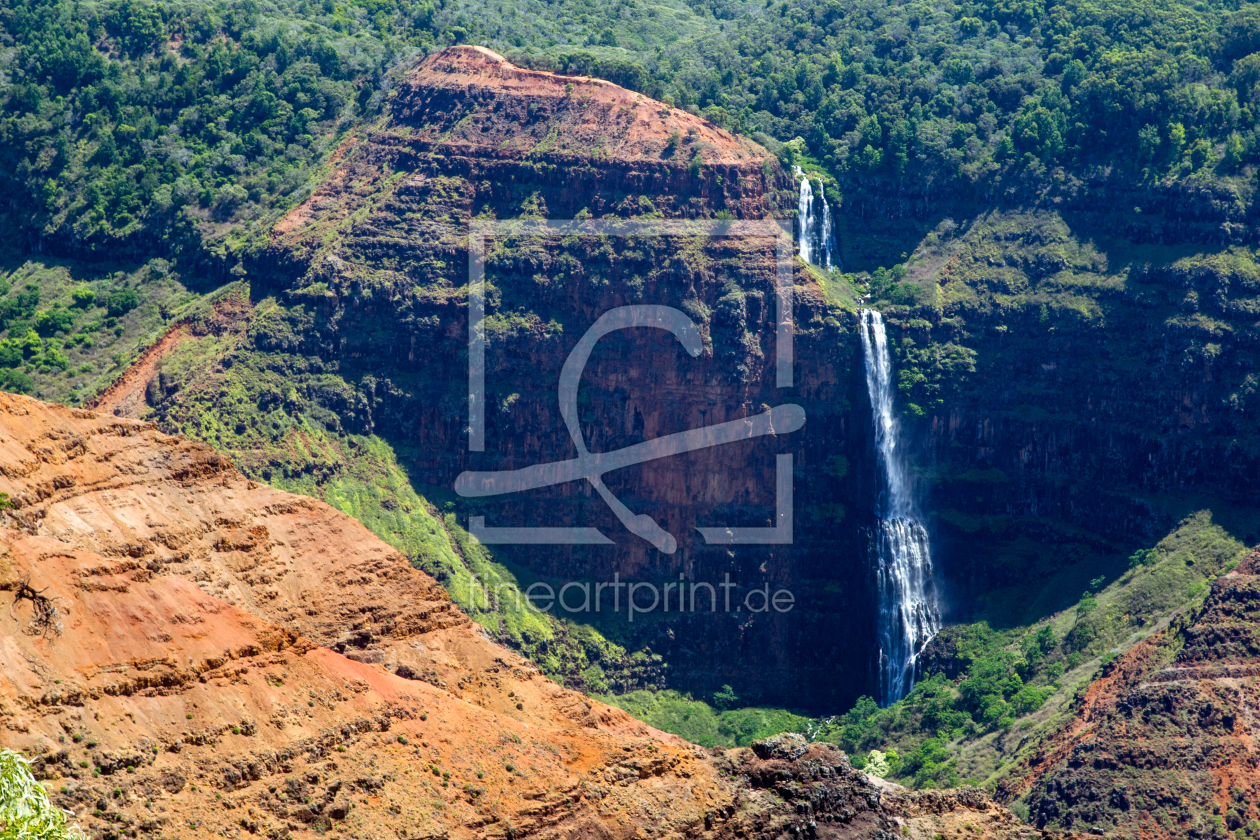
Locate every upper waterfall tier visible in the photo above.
<box><xmin>795</xmin><ymin>166</ymin><xmax>837</xmax><ymax>271</ymax></box>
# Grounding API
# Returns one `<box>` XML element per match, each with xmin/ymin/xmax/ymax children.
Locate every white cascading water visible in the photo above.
<box><xmin>795</xmin><ymin>166</ymin><xmax>837</xmax><ymax>270</ymax></box>
<box><xmin>860</xmin><ymin>309</ymin><xmax>941</xmax><ymax>706</ymax></box>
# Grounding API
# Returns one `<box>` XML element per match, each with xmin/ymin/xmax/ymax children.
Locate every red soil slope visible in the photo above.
<box><xmin>0</xmin><ymin>393</ymin><xmax>1045</xmax><ymax>839</ymax></box>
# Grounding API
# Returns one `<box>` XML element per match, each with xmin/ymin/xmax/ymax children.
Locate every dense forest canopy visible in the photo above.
<box><xmin>0</xmin><ymin>0</ymin><xmax>432</xmax><ymax>273</ymax></box>
<box><xmin>1</xmin><ymin>0</ymin><xmax>1258</xmax><ymax>275</ymax></box>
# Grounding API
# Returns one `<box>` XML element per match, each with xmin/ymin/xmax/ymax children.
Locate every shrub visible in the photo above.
<box><xmin>712</xmin><ymin>684</ymin><xmax>739</xmax><ymax>710</ymax></box>
<box><xmin>70</xmin><ymin>287</ymin><xmax>95</xmax><ymax>308</ymax></box>
<box><xmin>105</xmin><ymin>288</ymin><xmax>138</xmax><ymax>318</ymax></box>
<box><xmin>0</xmin><ymin>748</ymin><xmax>87</xmax><ymax>839</ymax></box>
<box><xmin>34</xmin><ymin>308</ymin><xmax>74</xmax><ymax>336</ymax></box>
<box><xmin>0</xmin><ymin>341</ymin><xmax>21</xmax><ymax>368</ymax></box>
<box><xmin>0</xmin><ymin>369</ymin><xmax>34</xmax><ymax>394</ymax></box>
<box><xmin>663</xmin><ymin>130</ymin><xmax>681</xmax><ymax>156</ymax></box>
<box><xmin>213</xmin><ymin>184</ymin><xmax>249</xmax><ymax>218</ymax></box>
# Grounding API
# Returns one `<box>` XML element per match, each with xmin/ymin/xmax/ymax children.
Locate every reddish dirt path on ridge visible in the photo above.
<box><xmin>86</xmin><ymin>321</ymin><xmax>189</xmax><ymax>418</ymax></box>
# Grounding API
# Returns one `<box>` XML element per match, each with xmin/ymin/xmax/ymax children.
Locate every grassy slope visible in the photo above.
<box><xmin>595</xmin><ymin>690</ymin><xmax>812</xmax><ymax>748</ymax></box>
<box><xmin>4</xmin><ymin>0</ymin><xmax>1259</xmax><ymax>777</ymax></box>
<box><xmin>143</xmin><ymin>295</ymin><xmax>677</xmax><ymax>695</ymax></box>
<box><xmin>0</xmin><ymin>255</ymin><xmax>198</xmax><ymax>405</ymax></box>
<box><xmin>824</xmin><ymin>510</ymin><xmax>1249</xmax><ymax>793</ymax></box>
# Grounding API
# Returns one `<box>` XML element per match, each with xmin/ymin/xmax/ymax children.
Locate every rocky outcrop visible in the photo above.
<box><xmin>270</xmin><ymin>46</ymin><xmax>777</xmax><ymax>263</ymax></box>
<box><xmin>0</xmin><ymin>393</ymin><xmax>1036</xmax><ymax>839</ymax></box>
<box><xmin>999</xmin><ymin>551</ymin><xmax>1260</xmax><ymax>838</ymax></box>
<box><xmin>706</xmin><ymin>736</ymin><xmax>1056</xmax><ymax>840</ymax></box>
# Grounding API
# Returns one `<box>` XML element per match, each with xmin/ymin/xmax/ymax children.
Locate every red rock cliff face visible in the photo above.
<box><xmin>0</xmin><ymin>393</ymin><xmax>1039</xmax><ymax>840</ymax></box>
<box><xmin>272</xmin><ymin>46</ymin><xmax>777</xmax><ymax>254</ymax></box>
<box><xmin>128</xmin><ymin>47</ymin><xmax>882</xmax><ymax>711</ymax></box>
<box><xmin>998</xmin><ymin>551</ymin><xmax>1260</xmax><ymax>837</ymax></box>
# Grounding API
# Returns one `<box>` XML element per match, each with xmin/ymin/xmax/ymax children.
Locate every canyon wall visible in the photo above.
<box><xmin>0</xmin><ymin>392</ymin><xmax>1043</xmax><ymax>839</ymax></box>
<box><xmin>97</xmin><ymin>46</ymin><xmax>1260</xmax><ymax>716</ymax></box>
<box><xmin>116</xmin><ymin>46</ymin><xmax>888</xmax><ymax>711</ymax></box>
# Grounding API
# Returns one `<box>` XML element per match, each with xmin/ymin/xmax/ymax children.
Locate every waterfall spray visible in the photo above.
<box><xmin>860</xmin><ymin>309</ymin><xmax>941</xmax><ymax>706</ymax></box>
<box><xmin>795</xmin><ymin>166</ymin><xmax>837</xmax><ymax>270</ymax></box>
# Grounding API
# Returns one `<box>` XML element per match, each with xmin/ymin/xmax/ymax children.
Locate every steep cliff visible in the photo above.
<box><xmin>91</xmin><ymin>46</ymin><xmax>1260</xmax><ymax>781</ymax></box>
<box><xmin>97</xmin><ymin>46</ymin><xmax>884</xmax><ymax>712</ymax></box>
<box><xmin>870</xmin><ymin>212</ymin><xmax>1260</xmax><ymax>628</ymax></box>
<box><xmin>0</xmin><ymin>392</ymin><xmax>1039</xmax><ymax>839</ymax></box>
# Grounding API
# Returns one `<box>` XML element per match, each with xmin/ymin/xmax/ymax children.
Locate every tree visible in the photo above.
<box><xmin>1189</xmin><ymin>138</ymin><xmax>1213</xmax><ymax>169</ymax></box>
<box><xmin>0</xmin><ymin>370</ymin><xmax>28</xmax><ymax>394</ymax></box>
<box><xmin>106</xmin><ymin>288</ymin><xmax>138</xmax><ymax>317</ymax></box>
<box><xmin>1220</xmin><ymin>7</ymin><xmax>1260</xmax><ymax>63</ymax></box>
<box><xmin>1222</xmin><ymin>132</ymin><xmax>1246</xmax><ymax>171</ymax></box>
<box><xmin>712</xmin><ymin>684</ymin><xmax>739</xmax><ymax>710</ymax></box>
<box><xmin>1168</xmin><ymin>122</ymin><xmax>1187</xmax><ymax>157</ymax></box>
<box><xmin>1232</xmin><ymin>54</ymin><xmax>1260</xmax><ymax>105</ymax></box>
<box><xmin>109</xmin><ymin>0</ymin><xmax>166</xmax><ymax>57</ymax></box>
<box><xmin>1013</xmin><ymin>103</ymin><xmax>1067</xmax><ymax>161</ymax></box>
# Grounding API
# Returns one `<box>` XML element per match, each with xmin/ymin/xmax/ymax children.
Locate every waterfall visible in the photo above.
<box><xmin>795</xmin><ymin>166</ymin><xmax>837</xmax><ymax>270</ymax></box>
<box><xmin>860</xmin><ymin>309</ymin><xmax>940</xmax><ymax>706</ymax></box>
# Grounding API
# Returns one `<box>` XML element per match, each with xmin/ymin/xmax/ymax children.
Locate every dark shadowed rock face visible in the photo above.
<box><xmin>709</xmin><ymin>742</ymin><xmax>1051</xmax><ymax>840</ymax></box>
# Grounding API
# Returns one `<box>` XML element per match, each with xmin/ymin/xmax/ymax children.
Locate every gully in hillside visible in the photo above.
<box><xmin>860</xmin><ymin>309</ymin><xmax>941</xmax><ymax>706</ymax></box>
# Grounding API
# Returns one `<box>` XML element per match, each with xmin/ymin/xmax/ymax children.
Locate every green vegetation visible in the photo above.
<box><xmin>3</xmin><ymin>0</ymin><xmax>1259</xmax><ymax>797</ymax></box>
<box><xmin>5</xmin><ymin>0</ymin><xmax>1259</xmax><ymax>274</ymax></box>
<box><xmin>596</xmin><ymin>689</ymin><xmax>811</xmax><ymax>748</ymax></box>
<box><xmin>0</xmin><ymin>749</ymin><xmax>86</xmax><ymax>840</ymax></box>
<box><xmin>0</xmin><ymin>0</ymin><xmax>440</xmax><ymax>267</ymax></box>
<box><xmin>0</xmin><ymin>258</ymin><xmax>196</xmax><ymax>404</ymax></box>
<box><xmin>504</xmin><ymin>0</ymin><xmax>1260</xmax><ymax>270</ymax></box>
<box><xmin>820</xmin><ymin>510</ymin><xmax>1248</xmax><ymax>789</ymax></box>
<box><xmin>849</xmin><ymin>208</ymin><xmax>1260</xmax><ymax>631</ymax></box>
<box><xmin>597</xmin><ymin>509</ymin><xmax>1247</xmax><ymax>766</ymax></box>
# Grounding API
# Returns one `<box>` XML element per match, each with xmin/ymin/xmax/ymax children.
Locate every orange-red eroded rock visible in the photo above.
<box><xmin>0</xmin><ymin>393</ymin><xmax>1042</xmax><ymax>839</ymax></box>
